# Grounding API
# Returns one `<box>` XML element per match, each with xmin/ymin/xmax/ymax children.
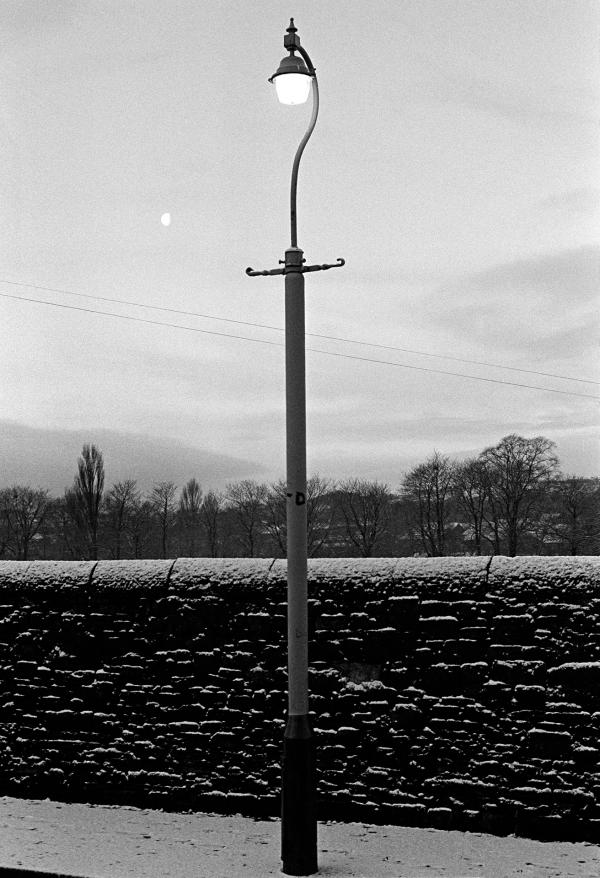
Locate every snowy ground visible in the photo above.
<box><xmin>1</xmin><ymin>798</ymin><xmax>599</xmax><ymax>878</ymax></box>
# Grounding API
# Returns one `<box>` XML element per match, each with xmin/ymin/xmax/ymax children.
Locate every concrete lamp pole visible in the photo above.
<box><xmin>246</xmin><ymin>18</ymin><xmax>344</xmax><ymax>877</ymax></box>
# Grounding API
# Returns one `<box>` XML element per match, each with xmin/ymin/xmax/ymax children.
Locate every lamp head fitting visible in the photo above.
<box><xmin>269</xmin><ymin>18</ymin><xmax>315</xmax><ymax>105</ymax></box>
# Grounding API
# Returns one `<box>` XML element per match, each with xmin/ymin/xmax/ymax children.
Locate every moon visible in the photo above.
<box><xmin>161</xmin><ymin>213</ymin><xmax>171</xmax><ymax>226</ymax></box>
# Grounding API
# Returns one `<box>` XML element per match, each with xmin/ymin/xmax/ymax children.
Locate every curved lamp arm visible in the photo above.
<box><xmin>290</xmin><ymin>69</ymin><xmax>319</xmax><ymax>248</ymax></box>
<box><xmin>246</xmin><ymin>22</ymin><xmax>344</xmax><ymax>281</ymax></box>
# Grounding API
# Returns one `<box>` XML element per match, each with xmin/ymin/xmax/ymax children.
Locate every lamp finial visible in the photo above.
<box><xmin>284</xmin><ymin>17</ymin><xmax>300</xmax><ymax>52</ymax></box>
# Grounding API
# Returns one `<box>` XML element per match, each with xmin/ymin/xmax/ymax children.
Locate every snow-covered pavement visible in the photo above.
<box><xmin>1</xmin><ymin>797</ymin><xmax>599</xmax><ymax>878</ymax></box>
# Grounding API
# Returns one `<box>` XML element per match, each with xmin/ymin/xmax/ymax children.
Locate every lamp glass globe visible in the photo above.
<box><xmin>275</xmin><ymin>72</ymin><xmax>311</xmax><ymax>105</ymax></box>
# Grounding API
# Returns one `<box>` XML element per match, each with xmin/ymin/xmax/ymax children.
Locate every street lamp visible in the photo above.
<box><xmin>247</xmin><ymin>18</ymin><xmax>344</xmax><ymax>877</ymax></box>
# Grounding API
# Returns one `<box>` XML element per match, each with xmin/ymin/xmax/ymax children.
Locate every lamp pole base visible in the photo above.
<box><xmin>281</xmin><ymin>714</ymin><xmax>318</xmax><ymax>875</ymax></box>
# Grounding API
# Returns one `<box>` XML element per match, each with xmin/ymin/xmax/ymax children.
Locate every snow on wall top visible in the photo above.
<box><xmin>0</xmin><ymin>556</ymin><xmax>598</xmax><ymax>593</ymax></box>
<box><xmin>488</xmin><ymin>556</ymin><xmax>600</xmax><ymax>597</ymax></box>
<box><xmin>0</xmin><ymin>560</ymin><xmax>95</xmax><ymax>591</ymax></box>
<box><xmin>169</xmin><ymin>558</ymin><xmax>278</xmax><ymax>592</ymax></box>
<box><xmin>92</xmin><ymin>560</ymin><xmax>174</xmax><ymax>592</ymax></box>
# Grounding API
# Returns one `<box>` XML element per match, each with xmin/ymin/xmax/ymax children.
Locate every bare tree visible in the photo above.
<box><xmin>48</xmin><ymin>496</ymin><xmax>81</xmax><ymax>560</ymax></box>
<box><xmin>480</xmin><ymin>434</ymin><xmax>559</xmax><ymax>557</ymax></box>
<box><xmin>150</xmin><ymin>481</ymin><xmax>177</xmax><ymax>559</ymax></box>
<box><xmin>265</xmin><ymin>475</ymin><xmax>337</xmax><ymax>557</ymax></box>
<box><xmin>551</xmin><ymin>475</ymin><xmax>600</xmax><ymax>555</ymax></box>
<box><xmin>0</xmin><ymin>495</ymin><xmax>8</xmax><ymax>558</ymax></box>
<box><xmin>453</xmin><ymin>458</ymin><xmax>489</xmax><ymax>555</ymax></box>
<box><xmin>125</xmin><ymin>497</ymin><xmax>155</xmax><ymax>559</ymax></box>
<box><xmin>65</xmin><ymin>444</ymin><xmax>105</xmax><ymax>560</ymax></box>
<box><xmin>226</xmin><ymin>480</ymin><xmax>268</xmax><ymax>557</ymax></box>
<box><xmin>264</xmin><ymin>480</ymin><xmax>287</xmax><ymax>556</ymax></box>
<box><xmin>200</xmin><ymin>490</ymin><xmax>223</xmax><ymax>557</ymax></box>
<box><xmin>481</xmin><ymin>469</ymin><xmax>503</xmax><ymax>555</ymax></box>
<box><xmin>337</xmin><ymin>479</ymin><xmax>392</xmax><ymax>557</ymax></box>
<box><xmin>179</xmin><ymin>478</ymin><xmax>203</xmax><ymax>556</ymax></box>
<box><xmin>307</xmin><ymin>475</ymin><xmax>337</xmax><ymax>556</ymax></box>
<box><xmin>104</xmin><ymin>480</ymin><xmax>139</xmax><ymax>559</ymax></box>
<box><xmin>0</xmin><ymin>486</ymin><xmax>49</xmax><ymax>560</ymax></box>
<box><xmin>402</xmin><ymin>452</ymin><xmax>455</xmax><ymax>556</ymax></box>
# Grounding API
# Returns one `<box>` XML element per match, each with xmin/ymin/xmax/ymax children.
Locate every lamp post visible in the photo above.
<box><xmin>247</xmin><ymin>19</ymin><xmax>344</xmax><ymax>877</ymax></box>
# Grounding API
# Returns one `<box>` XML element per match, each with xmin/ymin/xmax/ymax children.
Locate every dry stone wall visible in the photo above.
<box><xmin>1</xmin><ymin>557</ymin><xmax>599</xmax><ymax>841</ymax></box>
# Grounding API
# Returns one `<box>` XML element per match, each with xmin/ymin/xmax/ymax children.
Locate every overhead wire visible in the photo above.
<box><xmin>0</xmin><ymin>277</ymin><xmax>597</xmax><ymax>386</ymax></box>
<box><xmin>2</xmin><ymin>289</ymin><xmax>599</xmax><ymax>402</ymax></box>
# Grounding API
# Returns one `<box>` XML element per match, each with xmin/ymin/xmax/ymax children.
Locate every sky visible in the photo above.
<box><xmin>1</xmin><ymin>0</ymin><xmax>599</xmax><ymax>494</ymax></box>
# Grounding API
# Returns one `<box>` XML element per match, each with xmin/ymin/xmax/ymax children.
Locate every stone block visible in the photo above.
<box><xmin>548</xmin><ymin>662</ymin><xmax>600</xmax><ymax>693</ymax></box>
<box><xmin>420</xmin><ymin>616</ymin><xmax>459</xmax><ymax>637</ymax></box>
<box><xmin>458</xmin><ymin>662</ymin><xmax>489</xmax><ymax>687</ymax></box>
<box><xmin>420</xmin><ymin>601</ymin><xmax>451</xmax><ymax>616</ymax></box>
<box><xmin>492</xmin><ymin>660</ymin><xmax>545</xmax><ymax>685</ymax></box>
<box><xmin>427</xmin><ymin>806</ymin><xmax>453</xmax><ymax>829</ymax></box>
<box><xmin>365</xmin><ymin>627</ymin><xmax>398</xmax><ymax>660</ymax></box>
<box><xmin>461</xmin><ymin>625</ymin><xmax>490</xmax><ymax>640</ymax></box>
<box><xmin>447</xmin><ymin>639</ymin><xmax>486</xmax><ymax>662</ymax></box>
<box><xmin>527</xmin><ymin>728</ymin><xmax>573</xmax><ymax>756</ymax></box>
<box><xmin>419</xmin><ymin>663</ymin><xmax>463</xmax><ymax>694</ymax></box>
<box><xmin>492</xmin><ymin>613</ymin><xmax>534</xmax><ymax>637</ymax></box>
<box><xmin>488</xmin><ymin>644</ymin><xmax>543</xmax><ymax>659</ymax></box>
<box><xmin>340</xmin><ymin>637</ymin><xmax>368</xmax><ymax>662</ymax></box>
<box><xmin>514</xmin><ymin>684</ymin><xmax>546</xmax><ymax>708</ymax></box>
<box><xmin>515</xmin><ymin>807</ymin><xmax>566</xmax><ymax>841</ymax></box>
<box><xmin>337</xmin><ymin>726</ymin><xmax>362</xmax><ymax>743</ymax></box>
<box><xmin>391</xmin><ymin>703</ymin><xmax>423</xmax><ymax>729</ymax></box>
<box><xmin>387</xmin><ymin>595</ymin><xmax>420</xmax><ymax>628</ymax></box>
<box><xmin>572</xmin><ymin>745</ymin><xmax>599</xmax><ymax>767</ymax></box>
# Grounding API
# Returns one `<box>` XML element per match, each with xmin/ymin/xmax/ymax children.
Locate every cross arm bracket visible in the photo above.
<box><xmin>302</xmin><ymin>257</ymin><xmax>345</xmax><ymax>273</ymax></box>
<box><xmin>246</xmin><ymin>257</ymin><xmax>344</xmax><ymax>277</ymax></box>
<box><xmin>245</xmin><ymin>266</ymin><xmax>286</xmax><ymax>277</ymax></box>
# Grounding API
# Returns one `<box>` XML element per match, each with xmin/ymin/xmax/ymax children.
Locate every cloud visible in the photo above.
<box><xmin>4</xmin><ymin>1</ymin><xmax>78</xmax><ymax>36</ymax></box>
<box><xmin>534</xmin><ymin>319</ymin><xmax>600</xmax><ymax>362</ymax></box>
<box><xmin>453</xmin><ymin>247</ymin><xmax>599</xmax><ymax>304</ymax></box>
<box><xmin>430</xmin><ymin>247</ymin><xmax>600</xmax><ymax>357</ymax></box>
<box><xmin>536</xmin><ymin>187</ymin><xmax>600</xmax><ymax>217</ymax></box>
<box><xmin>549</xmin><ymin>428</ymin><xmax>600</xmax><ymax>477</ymax></box>
<box><xmin>313</xmin><ymin>413</ymin><xmax>512</xmax><ymax>448</ymax></box>
<box><xmin>420</xmin><ymin>66</ymin><xmax>600</xmax><ymax>127</ymax></box>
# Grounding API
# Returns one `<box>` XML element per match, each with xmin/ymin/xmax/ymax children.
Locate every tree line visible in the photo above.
<box><xmin>0</xmin><ymin>435</ymin><xmax>598</xmax><ymax>561</ymax></box>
